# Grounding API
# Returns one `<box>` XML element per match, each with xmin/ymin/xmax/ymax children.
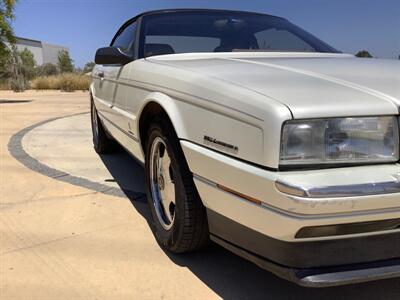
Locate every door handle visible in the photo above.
<box><xmin>97</xmin><ymin>71</ymin><xmax>104</xmax><ymax>79</ymax></box>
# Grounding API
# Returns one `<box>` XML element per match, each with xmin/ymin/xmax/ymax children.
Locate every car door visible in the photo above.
<box><xmin>92</xmin><ymin>62</ymin><xmax>114</xmax><ymax>120</ymax></box>
<box><xmin>92</xmin><ymin>63</ymin><xmax>121</xmax><ymax>122</ymax></box>
<box><xmin>95</xmin><ymin>21</ymin><xmax>136</xmax><ymax>131</ymax></box>
<box><xmin>109</xmin><ymin>20</ymin><xmax>138</xmax><ymax>135</ymax></box>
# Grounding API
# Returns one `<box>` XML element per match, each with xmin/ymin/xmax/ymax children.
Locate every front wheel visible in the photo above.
<box><xmin>145</xmin><ymin>118</ymin><xmax>209</xmax><ymax>253</ymax></box>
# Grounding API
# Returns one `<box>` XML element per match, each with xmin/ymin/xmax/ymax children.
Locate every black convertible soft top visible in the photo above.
<box><xmin>131</xmin><ymin>8</ymin><xmax>284</xmax><ymax>21</ymax></box>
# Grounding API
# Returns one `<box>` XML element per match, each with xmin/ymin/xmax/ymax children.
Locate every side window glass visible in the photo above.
<box><xmin>112</xmin><ymin>22</ymin><xmax>137</xmax><ymax>55</ymax></box>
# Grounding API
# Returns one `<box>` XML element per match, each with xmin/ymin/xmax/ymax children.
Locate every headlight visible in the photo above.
<box><xmin>280</xmin><ymin>116</ymin><xmax>399</xmax><ymax>166</ymax></box>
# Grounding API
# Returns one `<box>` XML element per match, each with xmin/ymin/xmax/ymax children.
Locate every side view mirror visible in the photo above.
<box><xmin>95</xmin><ymin>47</ymin><xmax>133</xmax><ymax>65</ymax></box>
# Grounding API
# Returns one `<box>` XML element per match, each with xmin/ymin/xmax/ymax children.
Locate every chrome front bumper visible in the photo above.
<box><xmin>181</xmin><ymin>140</ymin><xmax>400</xmax><ymax>241</ymax></box>
<box><xmin>276</xmin><ymin>176</ymin><xmax>400</xmax><ymax>198</ymax></box>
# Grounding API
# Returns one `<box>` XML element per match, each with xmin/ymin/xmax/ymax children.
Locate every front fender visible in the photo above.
<box><xmin>136</xmin><ymin>92</ymin><xmax>188</xmax><ymax>152</ymax></box>
<box><xmin>136</xmin><ymin>92</ymin><xmax>264</xmax><ymax>166</ymax></box>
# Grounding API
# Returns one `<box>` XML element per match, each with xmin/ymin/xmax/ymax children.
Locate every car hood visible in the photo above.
<box><xmin>149</xmin><ymin>53</ymin><xmax>400</xmax><ymax>119</ymax></box>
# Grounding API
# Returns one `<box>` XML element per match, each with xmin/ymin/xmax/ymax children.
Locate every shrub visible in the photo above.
<box><xmin>36</xmin><ymin>63</ymin><xmax>58</xmax><ymax>76</ymax></box>
<box><xmin>31</xmin><ymin>75</ymin><xmax>59</xmax><ymax>90</ymax></box>
<box><xmin>355</xmin><ymin>50</ymin><xmax>373</xmax><ymax>58</ymax></box>
<box><xmin>58</xmin><ymin>73</ymin><xmax>76</xmax><ymax>91</ymax></box>
<box><xmin>58</xmin><ymin>73</ymin><xmax>90</xmax><ymax>91</ymax></box>
<box><xmin>0</xmin><ymin>80</ymin><xmax>10</xmax><ymax>90</ymax></box>
<box><xmin>10</xmin><ymin>76</ymin><xmax>28</xmax><ymax>92</ymax></box>
<box><xmin>31</xmin><ymin>73</ymin><xmax>90</xmax><ymax>91</ymax></box>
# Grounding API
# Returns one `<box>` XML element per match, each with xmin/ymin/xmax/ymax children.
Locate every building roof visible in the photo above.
<box><xmin>15</xmin><ymin>36</ymin><xmax>68</xmax><ymax>49</ymax></box>
<box><xmin>15</xmin><ymin>36</ymin><xmax>42</xmax><ymax>44</ymax></box>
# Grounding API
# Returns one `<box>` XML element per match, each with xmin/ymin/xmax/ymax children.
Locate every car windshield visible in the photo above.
<box><xmin>141</xmin><ymin>10</ymin><xmax>339</xmax><ymax>57</ymax></box>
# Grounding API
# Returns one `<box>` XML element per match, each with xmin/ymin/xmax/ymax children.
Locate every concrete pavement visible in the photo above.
<box><xmin>1</xmin><ymin>90</ymin><xmax>400</xmax><ymax>299</ymax></box>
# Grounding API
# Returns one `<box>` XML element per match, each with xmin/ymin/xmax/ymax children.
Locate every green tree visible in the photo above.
<box><xmin>0</xmin><ymin>48</ymin><xmax>11</xmax><ymax>79</ymax></box>
<box><xmin>36</xmin><ymin>63</ymin><xmax>58</xmax><ymax>76</ymax></box>
<box><xmin>83</xmin><ymin>61</ymin><xmax>95</xmax><ymax>73</ymax></box>
<box><xmin>355</xmin><ymin>50</ymin><xmax>373</xmax><ymax>58</ymax></box>
<box><xmin>0</xmin><ymin>0</ymin><xmax>17</xmax><ymax>80</ymax></box>
<box><xmin>18</xmin><ymin>47</ymin><xmax>36</xmax><ymax>80</ymax></box>
<box><xmin>57</xmin><ymin>49</ymin><xmax>74</xmax><ymax>73</ymax></box>
<box><xmin>0</xmin><ymin>0</ymin><xmax>16</xmax><ymax>53</ymax></box>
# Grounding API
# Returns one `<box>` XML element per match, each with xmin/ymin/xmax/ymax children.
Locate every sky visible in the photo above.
<box><xmin>12</xmin><ymin>0</ymin><xmax>400</xmax><ymax>67</ymax></box>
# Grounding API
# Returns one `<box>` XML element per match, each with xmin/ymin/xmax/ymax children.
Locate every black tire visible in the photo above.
<box><xmin>145</xmin><ymin>117</ymin><xmax>209</xmax><ymax>253</ymax></box>
<box><xmin>90</xmin><ymin>98</ymin><xmax>115</xmax><ymax>154</ymax></box>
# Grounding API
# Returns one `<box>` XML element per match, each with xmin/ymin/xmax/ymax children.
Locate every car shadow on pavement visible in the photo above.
<box><xmin>100</xmin><ymin>145</ymin><xmax>400</xmax><ymax>300</ymax></box>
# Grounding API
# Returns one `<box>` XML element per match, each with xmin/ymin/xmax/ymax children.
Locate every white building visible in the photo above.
<box><xmin>14</xmin><ymin>36</ymin><xmax>69</xmax><ymax>66</ymax></box>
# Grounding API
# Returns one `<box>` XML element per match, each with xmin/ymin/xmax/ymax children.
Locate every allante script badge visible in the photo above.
<box><xmin>203</xmin><ymin>135</ymin><xmax>239</xmax><ymax>154</ymax></box>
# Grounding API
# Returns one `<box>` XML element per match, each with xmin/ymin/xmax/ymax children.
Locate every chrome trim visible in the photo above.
<box><xmin>193</xmin><ymin>173</ymin><xmax>218</xmax><ymax>187</ymax></box>
<box><xmin>275</xmin><ymin>180</ymin><xmax>400</xmax><ymax>198</ymax></box>
<box><xmin>300</xmin><ymin>264</ymin><xmax>400</xmax><ymax>287</ymax></box>
<box><xmin>194</xmin><ymin>174</ymin><xmax>400</xmax><ymax>219</ymax></box>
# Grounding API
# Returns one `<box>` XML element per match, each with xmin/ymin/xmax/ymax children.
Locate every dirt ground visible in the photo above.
<box><xmin>1</xmin><ymin>90</ymin><xmax>400</xmax><ymax>299</ymax></box>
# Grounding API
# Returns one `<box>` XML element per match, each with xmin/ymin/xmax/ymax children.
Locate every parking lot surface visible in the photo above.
<box><xmin>1</xmin><ymin>90</ymin><xmax>400</xmax><ymax>299</ymax></box>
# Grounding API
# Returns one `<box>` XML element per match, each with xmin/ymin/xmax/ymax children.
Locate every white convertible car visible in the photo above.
<box><xmin>91</xmin><ymin>9</ymin><xmax>400</xmax><ymax>287</ymax></box>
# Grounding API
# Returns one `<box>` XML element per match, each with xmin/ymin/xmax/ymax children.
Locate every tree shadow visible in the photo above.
<box><xmin>0</xmin><ymin>99</ymin><xmax>33</xmax><ymax>104</ymax></box>
<box><xmin>99</xmin><ymin>145</ymin><xmax>400</xmax><ymax>299</ymax></box>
